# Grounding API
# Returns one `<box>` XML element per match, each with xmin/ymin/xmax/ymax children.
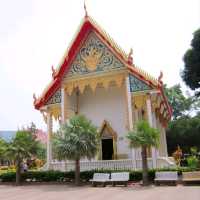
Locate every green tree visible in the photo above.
<box><xmin>166</xmin><ymin>114</ymin><xmax>200</xmax><ymax>155</ymax></box>
<box><xmin>54</xmin><ymin>115</ymin><xmax>99</xmax><ymax>186</ymax></box>
<box><xmin>182</xmin><ymin>28</ymin><xmax>200</xmax><ymax>96</ymax></box>
<box><xmin>126</xmin><ymin>121</ymin><xmax>159</xmax><ymax>185</ymax></box>
<box><xmin>5</xmin><ymin>130</ymin><xmax>39</xmax><ymax>185</ymax></box>
<box><xmin>35</xmin><ymin>143</ymin><xmax>46</xmax><ymax>161</ymax></box>
<box><xmin>164</xmin><ymin>84</ymin><xmax>194</xmax><ymax>119</ymax></box>
<box><xmin>0</xmin><ymin>138</ymin><xmax>8</xmax><ymax>165</ymax></box>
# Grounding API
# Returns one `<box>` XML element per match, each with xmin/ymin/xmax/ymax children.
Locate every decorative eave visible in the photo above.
<box><xmin>33</xmin><ymin>15</ymin><xmax>172</xmax><ymax>120</ymax></box>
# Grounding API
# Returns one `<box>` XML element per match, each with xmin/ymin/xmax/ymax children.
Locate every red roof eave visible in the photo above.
<box><xmin>159</xmin><ymin>84</ymin><xmax>173</xmax><ymax>119</ymax></box>
<box><xmin>34</xmin><ymin>77</ymin><xmax>60</xmax><ymax>110</ymax></box>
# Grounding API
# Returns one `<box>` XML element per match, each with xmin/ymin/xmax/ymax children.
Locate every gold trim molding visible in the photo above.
<box><xmin>64</xmin><ymin>73</ymin><xmax>125</xmax><ymax>95</ymax></box>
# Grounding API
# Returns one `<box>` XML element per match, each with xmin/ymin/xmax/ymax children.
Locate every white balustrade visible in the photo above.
<box><xmin>50</xmin><ymin>158</ymin><xmax>170</xmax><ymax>172</ymax></box>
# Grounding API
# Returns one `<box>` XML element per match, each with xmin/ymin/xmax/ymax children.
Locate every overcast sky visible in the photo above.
<box><xmin>0</xmin><ymin>0</ymin><xmax>199</xmax><ymax>131</ymax></box>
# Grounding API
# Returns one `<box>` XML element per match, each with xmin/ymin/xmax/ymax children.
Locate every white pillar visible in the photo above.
<box><xmin>125</xmin><ymin>76</ymin><xmax>136</xmax><ymax>168</ymax></box>
<box><xmin>61</xmin><ymin>87</ymin><xmax>68</xmax><ymax>124</ymax></box>
<box><xmin>157</xmin><ymin>117</ymin><xmax>168</xmax><ymax>157</ymax></box>
<box><xmin>161</xmin><ymin>126</ymin><xmax>168</xmax><ymax>157</ymax></box>
<box><xmin>125</xmin><ymin>76</ymin><xmax>133</xmax><ymax>130</ymax></box>
<box><xmin>146</xmin><ymin>97</ymin><xmax>157</xmax><ymax>168</ymax></box>
<box><xmin>47</xmin><ymin>112</ymin><xmax>53</xmax><ymax>170</ymax></box>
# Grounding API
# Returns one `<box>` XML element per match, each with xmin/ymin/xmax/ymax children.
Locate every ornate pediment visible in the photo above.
<box><xmin>46</xmin><ymin>89</ymin><xmax>61</xmax><ymax>105</ymax></box>
<box><xmin>129</xmin><ymin>74</ymin><xmax>151</xmax><ymax>92</ymax></box>
<box><xmin>66</xmin><ymin>32</ymin><xmax>125</xmax><ymax>78</ymax></box>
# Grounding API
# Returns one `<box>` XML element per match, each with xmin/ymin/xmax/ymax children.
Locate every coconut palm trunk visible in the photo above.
<box><xmin>16</xmin><ymin>159</ymin><xmax>21</xmax><ymax>186</ymax></box>
<box><xmin>75</xmin><ymin>159</ymin><xmax>80</xmax><ymax>186</ymax></box>
<box><xmin>141</xmin><ymin>145</ymin><xmax>148</xmax><ymax>186</ymax></box>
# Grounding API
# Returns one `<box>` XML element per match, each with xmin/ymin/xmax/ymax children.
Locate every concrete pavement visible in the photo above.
<box><xmin>0</xmin><ymin>184</ymin><xmax>199</xmax><ymax>200</ymax></box>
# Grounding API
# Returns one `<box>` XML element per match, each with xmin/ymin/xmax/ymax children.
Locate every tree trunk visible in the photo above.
<box><xmin>16</xmin><ymin>159</ymin><xmax>21</xmax><ymax>186</ymax></box>
<box><xmin>75</xmin><ymin>159</ymin><xmax>80</xmax><ymax>186</ymax></box>
<box><xmin>141</xmin><ymin>146</ymin><xmax>149</xmax><ymax>186</ymax></box>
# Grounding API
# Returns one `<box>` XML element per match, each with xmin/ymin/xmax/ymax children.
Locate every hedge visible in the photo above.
<box><xmin>0</xmin><ymin>167</ymin><xmax>197</xmax><ymax>183</ymax></box>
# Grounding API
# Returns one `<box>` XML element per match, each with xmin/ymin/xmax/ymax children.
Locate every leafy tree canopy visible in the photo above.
<box><xmin>182</xmin><ymin>28</ymin><xmax>200</xmax><ymax>96</ymax></box>
<box><xmin>0</xmin><ymin>138</ymin><xmax>8</xmax><ymax>160</ymax></box>
<box><xmin>6</xmin><ymin>130</ymin><xmax>40</xmax><ymax>162</ymax></box>
<box><xmin>166</xmin><ymin>114</ymin><xmax>200</xmax><ymax>155</ymax></box>
<box><xmin>164</xmin><ymin>84</ymin><xmax>200</xmax><ymax>119</ymax></box>
<box><xmin>54</xmin><ymin>115</ymin><xmax>99</xmax><ymax>161</ymax></box>
<box><xmin>127</xmin><ymin>121</ymin><xmax>160</xmax><ymax>148</ymax></box>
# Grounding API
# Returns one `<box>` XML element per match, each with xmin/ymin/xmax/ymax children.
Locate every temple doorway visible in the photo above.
<box><xmin>102</xmin><ymin>138</ymin><xmax>113</xmax><ymax>160</ymax></box>
<box><xmin>99</xmin><ymin>120</ymin><xmax>117</xmax><ymax>160</ymax></box>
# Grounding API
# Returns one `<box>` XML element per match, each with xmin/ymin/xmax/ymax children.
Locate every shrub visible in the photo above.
<box><xmin>186</xmin><ymin>156</ymin><xmax>199</xmax><ymax>169</ymax></box>
<box><xmin>0</xmin><ymin>172</ymin><xmax>16</xmax><ymax>182</ymax></box>
<box><xmin>0</xmin><ymin>168</ymin><xmax>198</xmax><ymax>183</ymax></box>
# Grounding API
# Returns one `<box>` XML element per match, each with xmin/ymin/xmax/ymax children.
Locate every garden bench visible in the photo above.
<box><xmin>89</xmin><ymin>173</ymin><xmax>110</xmax><ymax>187</ymax></box>
<box><xmin>109</xmin><ymin>172</ymin><xmax>129</xmax><ymax>186</ymax></box>
<box><xmin>182</xmin><ymin>171</ymin><xmax>200</xmax><ymax>184</ymax></box>
<box><xmin>154</xmin><ymin>171</ymin><xmax>178</xmax><ymax>185</ymax></box>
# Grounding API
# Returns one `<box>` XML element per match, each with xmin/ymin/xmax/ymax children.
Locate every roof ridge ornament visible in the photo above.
<box><xmin>51</xmin><ymin>65</ymin><xmax>56</xmax><ymax>79</ymax></box>
<box><xmin>128</xmin><ymin>48</ymin><xmax>133</xmax><ymax>65</ymax></box>
<box><xmin>84</xmin><ymin>0</ymin><xmax>88</xmax><ymax>18</ymax></box>
<box><xmin>33</xmin><ymin>93</ymin><xmax>37</xmax><ymax>104</ymax></box>
<box><xmin>158</xmin><ymin>71</ymin><xmax>163</xmax><ymax>84</ymax></box>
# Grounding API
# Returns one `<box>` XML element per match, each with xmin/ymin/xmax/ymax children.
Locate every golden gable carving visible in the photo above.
<box><xmin>81</xmin><ymin>46</ymin><xmax>102</xmax><ymax>71</ymax></box>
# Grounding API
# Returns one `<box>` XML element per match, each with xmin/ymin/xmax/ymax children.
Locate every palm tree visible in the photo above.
<box><xmin>54</xmin><ymin>115</ymin><xmax>99</xmax><ymax>186</ymax></box>
<box><xmin>0</xmin><ymin>138</ymin><xmax>8</xmax><ymax>165</ymax></box>
<box><xmin>5</xmin><ymin>130</ymin><xmax>39</xmax><ymax>185</ymax></box>
<box><xmin>127</xmin><ymin>120</ymin><xmax>159</xmax><ymax>185</ymax></box>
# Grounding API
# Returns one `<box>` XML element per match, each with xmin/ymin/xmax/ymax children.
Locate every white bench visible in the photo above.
<box><xmin>154</xmin><ymin>171</ymin><xmax>178</xmax><ymax>185</ymax></box>
<box><xmin>110</xmin><ymin>172</ymin><xmax>129</xmax><ymax>186</ymax></box>
<box><xmin>89</xmin><ymin>173</ymin><xmax>110</xmax><ymax>187</ymax></box>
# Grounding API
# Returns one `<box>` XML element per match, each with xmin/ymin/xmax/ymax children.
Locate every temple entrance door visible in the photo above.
<box><xmin>99</xmin><ymin>120</ymin><xmax>117</xmax><ymax>160</ymax></box>
<box><xmin>102</xmin><ymin>138</ymin><xmax>113</xmax><ymax>160</ymax></box>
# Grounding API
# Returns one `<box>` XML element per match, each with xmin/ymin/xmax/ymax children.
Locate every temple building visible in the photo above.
<box><xmin>33</xmin><ymin>12</ymin><xmax>174</xmax><ymax>170</ymax></box>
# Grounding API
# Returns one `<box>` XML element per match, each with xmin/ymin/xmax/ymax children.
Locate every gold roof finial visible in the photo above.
<box><xmin>84</xmin><ymin>0</ymin><xmax>88</xmax><ymax>18</ymax></box>
<box><xmin>128</xmin><ymin>48</ymin><xmax>133</xmax><ymax>65</ymax></box>
<box><xmin>33</xmin><ymin>93</ymin><xmax>37</xmax><ymax>104</ymax></box>
<box><xmin>51</xmin><ymin>65</ymin><xmax>56</xmax><ymax>79</ymax></box>
<box><xmin>158</xmin><ymin>71</ymin><xmax>163</xmax><ymax>84</ymax></box>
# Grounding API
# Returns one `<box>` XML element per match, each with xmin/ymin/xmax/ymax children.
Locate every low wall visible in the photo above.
<box><xmin>50</xmin><ymin>157</ymin><xmax>175</xmax><ymax>172</ymax></box>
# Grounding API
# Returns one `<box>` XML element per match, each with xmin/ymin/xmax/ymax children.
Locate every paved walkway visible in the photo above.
<box><xmin>0</xmin><ymin>184</ymin><xmax>199</xmax><ymax>200</ymax></box>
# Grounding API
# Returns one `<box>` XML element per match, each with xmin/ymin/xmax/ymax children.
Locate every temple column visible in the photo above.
<box><xmin>125</xmin><ymin>76</ymin><xmax>136</xmax><ymax>168</ymax></box>
<box><xmin>161</xmin><ymin>125</ymin><xmax>168</xmax><ymax>157</ymax></box>
<box><xmin>146</xmin><ymin>96</ymin><xmax>157</xmax><ymax>168</ymax></box>
<box><xmin>47</xmin><ymin>112</ymin><xmax>53</xmax><ymax>170</ymax></box>
<box><xmin>125</xmin><ymin>76</ymin><xmax>133</xmax><ymax>130</ymax></box>
<box><xmin>157</xmin><ymin>117</ymin><xmax>168</xmax><ymax>157</ymax></box>
<box><xmin>61</xmin><ymin>87</ymin><xmax>68</xmax><ymax>123</ymax></box>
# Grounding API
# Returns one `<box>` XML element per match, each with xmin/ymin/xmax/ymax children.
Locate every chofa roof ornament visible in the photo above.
<box><xmin>51</xmin><ymin>65</ymin><xmax>56</xmax><ymax>79</ymax></box>
<box><xmin>158</xmin><ymin>71</ymin><xmax>163</xmax><ymax>84</ymax></box>
<box><xmin>33</xmin><ymin>93</ymin><xmax>37</xmax><ymax>104</ymax></box>
<box><xmin>128</xmin><ymin>48</ymin><xmax>133</xmax><ymax>65</ymax></box>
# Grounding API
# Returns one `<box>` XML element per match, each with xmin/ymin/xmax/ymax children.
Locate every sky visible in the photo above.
<box><xmin>0</xmin><ymin>0</ymin><xmax>199</xmax><ymax>131</ymax></box>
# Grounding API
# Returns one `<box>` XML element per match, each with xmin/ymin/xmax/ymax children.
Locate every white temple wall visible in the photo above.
<box><xmin>76</xmin><ymin>83</ymin><xmax>131</xmax><ymax>159</ymax></box>
<box><xmin>156</xmin><ymin>117</ymin><xmax>168</xmax><ymax>157</ymax></box>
